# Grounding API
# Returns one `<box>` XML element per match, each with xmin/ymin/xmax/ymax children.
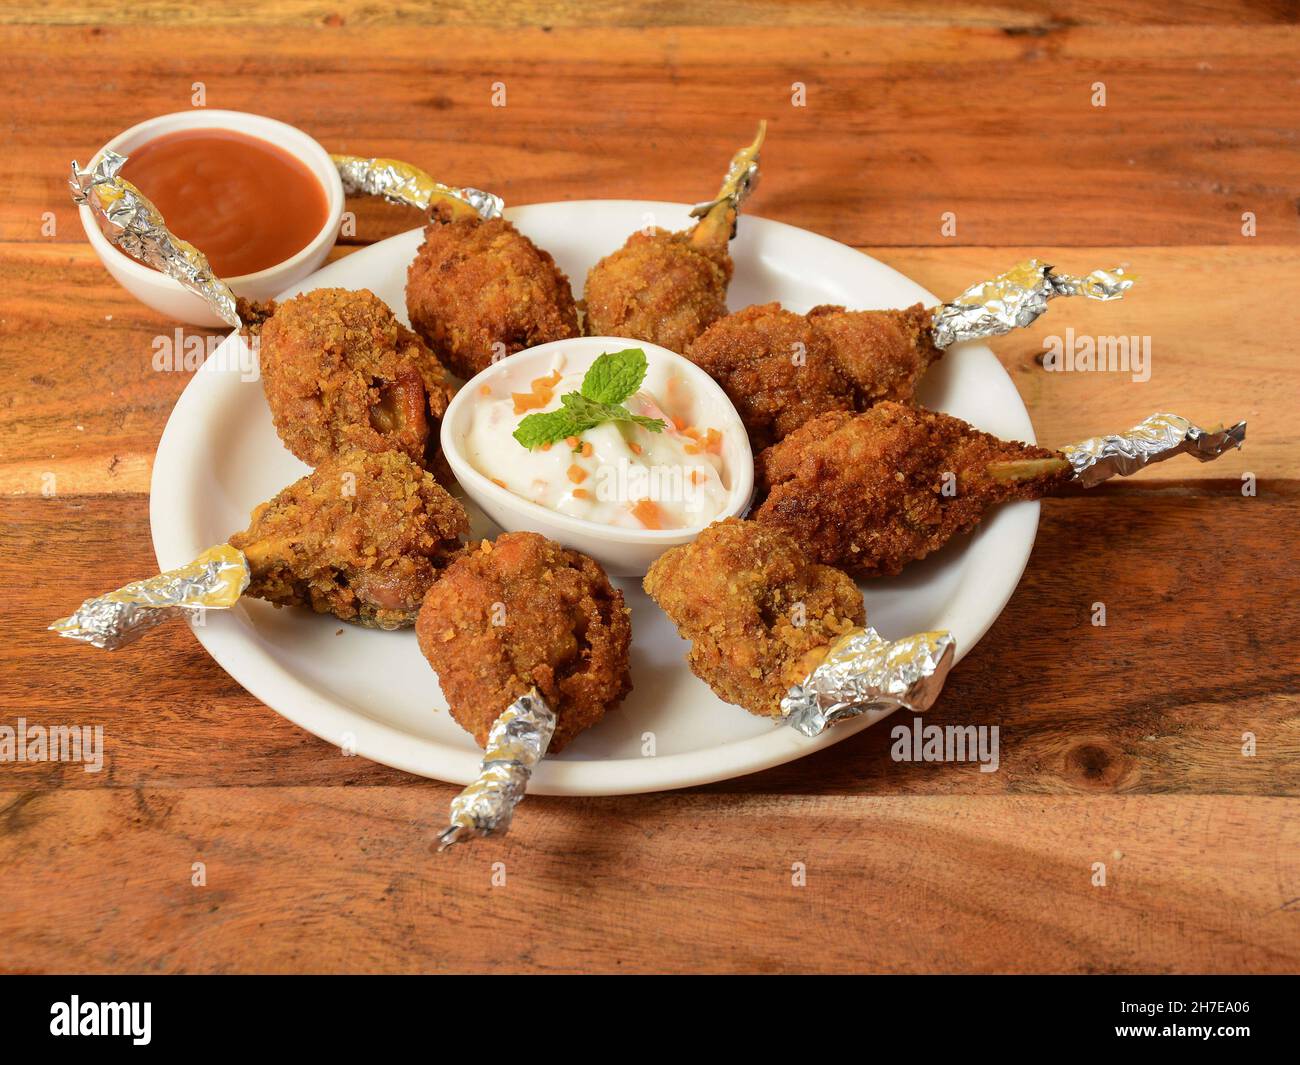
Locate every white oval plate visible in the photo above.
<box><xmin>150</xmin><ymin>201</ymin><xmax>1040</xmax><ymax>796</ymax></box>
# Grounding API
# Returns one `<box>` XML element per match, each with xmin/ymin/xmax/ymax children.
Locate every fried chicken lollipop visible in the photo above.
<box><xmin>684</xmin><ymin>302</ymin><xmax>940</xmax><ymax>450</ymax></box>
<box><xmin>755</xmin><ymin>402</ymin><xmax>1247</xmax><ymax>578</ymax></box>
<box><xmin>405</xmin><ymin>200</ymin><xmax>580</xmax><ymax>380</ymax></box>
<box><xmin>644</xmin><ymin>518</ymin><xmax>865</xmax><ymax>717</ymax></box>
<box><xmin>52</xmin><ymin>448</ymin><xmax>470</xmax><ymax>647</ymax></box>
<box><xmin>687</xmin><ymin>260</ymin><xmax>1134</xmax><ymax>449</ymax></box>
<box><xmin>753</xmin><ymin>403</ymin><xmax>1069</xmax><ymax>577</ymax></box>
<box><xmin>254</xmin><ymin>287</ymin><xmax>456</xmax><ymax>468</ymax></box>
<box><xmin>416</xmin><ymin>532</ymin><xmax>632</xmax><ymax>752</ymax></box>
<box><xmin>230</xmin><ymin>448</ymin><xmax>469</xmax><ymax>629</ymax></box>
<box><xmin>341</xmin><ymin>154</ymin><xmax>575</xmax><ymax>381</ymax></box>
<box><xmin>583</xmin><ymin>122</ymin><xmax>766</xmax><ymax>353</ymax></box>
<box><xmin>70</xmin><ymin>154</ymin><xmax>462</xmax><ymax>469</ymax></box>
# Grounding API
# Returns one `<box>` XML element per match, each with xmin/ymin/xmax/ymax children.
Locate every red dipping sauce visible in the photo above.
<box><xmin>119</xmin><ymin>128</ymin><xmax>330</xmax><ymax>278</ymax></box>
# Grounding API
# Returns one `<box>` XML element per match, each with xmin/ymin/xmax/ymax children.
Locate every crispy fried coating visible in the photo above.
<box><xmin>683</xmin><ymin>302</ymin><xmax>855</xmax><ymax>450</ymax></box>
<box><xmin>808</xmin><ymin>303</ymin><xmax>944</xmax><ymax>408</ymax></box>
<box><xmin>229</xmin><ymin>449</ymin><xmax>469</xmax><ymax>630</ymax></box>
<box><xmin>685</xmin><ymin>302</ymin><xmax>944</xmax><ymax>449</ymax></box>
<box><xmin>754</xmin><ymin>402</ymin><xmax>1073</xmax><ymax>577</ymax></box>
<box><xmin>235</xmin><ymin>296</ymin><xmax>275</xmax><ymax>333</ymax></box>
<box><xmin>643</xmin><ymin>518</ymin><xmax>865</xmax><ymax>717</ymax></box>
<box><xmin>583</xmin><ymin>228</ymin><xmax>734</xmax><ymax>354</ymax></box>
<box><xmin>405</xmin><ymin>205</ymin><xmax>580</xmax><ymax>380</ymax></box>
<box><xmin>257</xmin><ymin>288</ymin><xmax>456</xmax><ymax>468</ymax></box>
<box><xmin>416</xmin><ymin>532</ymin><xmax>632</xmax><ymax>752</ymax></box>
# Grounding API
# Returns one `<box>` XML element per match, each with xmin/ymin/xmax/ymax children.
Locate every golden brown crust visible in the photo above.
<box><xmin>229</xmin><ymin>448</ymin><xmax>470</xmax><ymax>629</ymax></box>
<box><xmin>808</xmin><ymin>303</ymin><xmax>944</xmax><ymax>408</ymax></box>
<box><xmin>257</xmin><ymin>288</ymin><xmax>456</xmax><ymax>468</ymax></box>
<box><xmin>753</xmin><ymin>408</ymin><xmax>858</xmax><ymax>494</ymax></box>
<box><xmin>685</xmin><ymin>302</ymin><xmax>855</xmax><ymax>450</ymax></box>
<box><xmin>686</xmin><ymin>302</ymin><xmax>945</xmax><ymax>450</ymax></box>
<box><xmin>754</xmin><ymin>402</ymin><xmax>1072</xmax><ymax>577</ymax></box>
<box><xmin>235</xmin><ymin>297</ymin><xmax>275</xmax><ymax>334</ymax></box>
<box><xmin>405</xmin><ymin>207</ymin><xmax>580</xmax><ymax>380</ymax></box>
<box><xmin>416</xmin><ymin>532</ymin><xmax>632</xmax><ymax>752</ymax></box>
<box><xmin>583</xmin><ymin>228</ymin><xmax>733</xmax><ymax>354</ymax></box>
<box><xmin>643</xmin><ymin>518</ymin><xmax>865</xmax><ymax>717</ymax></box>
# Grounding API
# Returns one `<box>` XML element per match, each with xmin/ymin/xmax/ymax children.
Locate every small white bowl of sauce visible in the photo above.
<box><xmin>78</xmin><ymin>110</ymin><xmax>345</xmax><ymax>327</ymax></box>
<box><xmin>441</xmin><ymin>336</ymin><xmax>755</xmax><ymax>577</ymax></box>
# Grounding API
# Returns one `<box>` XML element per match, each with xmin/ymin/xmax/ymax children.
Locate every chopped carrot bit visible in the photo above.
<box><xmin>682</xmin><ymin>426</ymin><xmax>702</xmax><ymax>441</ymax></box>
<box><xmin>631</xmin><ymin>499</ymin><xmax>665</xmax><ymax>529</ymax></box>
<box><xmin>511</xmin><ymin>370</ymin><xmax>563</xmax><ymax>414</ymax></box>
<box><xmin>690</xmin><ymin>469</ymin><xmax>706</xmax><ymax>486</ymax></box>
<box><xmin>672</xmin><ymin>416</ymin><xmax>688</xmax><ymax>431</ymax></box>
<box><xmin>704</xmin><ymin>428</ymin><xmax>723</xmax><ymax>454</ymax></box>
<box><xmin>567</xmin><ymin>464</ymin><xmax>588</xmax><ymax>484</ymax></box>
<box><xmin>512</xmin><ymin>391</ymin><xmax>548</xmax><ymax>413</ymax></box>
<box><xmin>581</xmin><ymin>441</ymin><xmax>593</xmax><ymax>457</ymax></box>
<box><xmin>572</xmin><ymin>488</ymin><xmax>591</xmax><ymax>500</ymax></box>
<box><xmin>684</xmin><ymin>443</ymin><xmax>701</xmax><ymax>455</ymax></box>
<box><xmin>479</xmin><ymin>384</ymin><xmax>492</xmax><ymax>397</ymax></box>
<box><xmin>540</xmin><ymin>441</ymin><xmax>552</xmax><ymax>451</ymax></box>
<box><xmin>629</xmin><ymin>441</ymin><xmax>643</xmax><ymax>455</ymax></box>
<box><xmin>564</xmin><ymin>435</ymin><xmax>579</xmax><ymax>449</ymax></box>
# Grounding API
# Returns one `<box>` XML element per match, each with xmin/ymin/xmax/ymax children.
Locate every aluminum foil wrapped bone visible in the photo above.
<box><xmin>781</xmin><ymin>626</ymin><xmax>957</xmax><ymax>737</ymax></box>
<box><xmin>689</xmin><ymin>120</ymin><xmax>767</xmax><ymax>233</ymax></box>
<box><xmin>931</xmin><ymin>259</ymin><xmax>1133</xmax><ymax>350</ymax></box>
<box><xmin>1063</xmin><ymin>412</ymin><xmax>1246</xmax><ymax>488</ymax></box>
<box><xmin>331</xmin><ymin>154</ymin><xmax>503</xmax><ymax>220</ymax></box>
<box><xmin>69</xmin><ymin>151</ymin><xmax>241</xmax><ymax>328</ymax></box>
<box><xmin>436</xmin><ymin>689</ymin><xmax>557</xmax><ymax>851</ymax></box>
<box><xmin>49</xmin><ymin>545</ymin><xmax>249</xmax><ymax>651</ymax></box>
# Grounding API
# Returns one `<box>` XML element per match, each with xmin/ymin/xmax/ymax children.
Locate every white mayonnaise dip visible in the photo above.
<box><xmin>463</xmin><ymin>354</ymin><xmax>732</xmax><ymax>530</ymax></box>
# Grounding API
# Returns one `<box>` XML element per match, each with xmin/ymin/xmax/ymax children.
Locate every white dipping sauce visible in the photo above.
<box><xmin>463</xmin><ymin>354</ymin><xmax>732</xmax><ymax>530</ymax></box>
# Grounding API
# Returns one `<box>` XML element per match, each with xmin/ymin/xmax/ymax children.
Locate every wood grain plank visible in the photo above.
<box><xmin>0</xmin><ymin>7</ymin><xmax>1294</xmax><ymax>979</ymax></box>
<box><xmin>6</xmin><ymin>492</ymin><xmax>1296</xmax><ymax>794</ymax></box>
<box><xmin>2</xmin><ymin>24</ymin><xmax>1297</xmax><ymax>247</ymax></box>
<box><xmin>880</xmin><ymin>244</ymin><xmax>1290</xmax><ymax>477</ymax></box>
<box><xmin>5</xmin><ymin>0</ymin><xmax>1295</xmax><ymax>29</ymax></box>
<box><xmin>0</xmin><ymin>788</ymin><xmax>1294</xmax><ymax>973</ymax></box>
<box><xmin>0</xmin><ymin>243</ymin><xmax>1287</xmax><ymax>493</ymax></box>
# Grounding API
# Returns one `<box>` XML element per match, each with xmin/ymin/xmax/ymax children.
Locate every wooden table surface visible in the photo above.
<box><xmin>2</xmin><ymin>2</ymin><xmax>1297</xmax><ymax>974</ymax></box>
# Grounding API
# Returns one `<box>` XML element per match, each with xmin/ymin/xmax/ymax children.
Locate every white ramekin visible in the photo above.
<box><xmin>77</xmin><ymin>109</ymin><xmax>345</xmax><ymax>327</ymax></box>
<box><xmin>441</xmin><ymin>336</ymin><xmax>755</xmax><ymax>577</ymax></box>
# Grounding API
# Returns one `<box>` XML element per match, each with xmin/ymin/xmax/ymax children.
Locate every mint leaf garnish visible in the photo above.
<box><xmin>513</xmin><ymin>408</ymin><xmax>589</xmax><ymax>450</ymax></box>
<box><xmin>580</xmin><ymin>348</ymin><xmax>648</xmax><ymax>405</ymax></box>
<box><xmin>598</xmin><ymin>408</ymin><xmax>667</xmax><ymax>433</ymax></box>
<box><xmin>513</xmin><ymin>348</ymin><xmax>666</xmax><ymax>449</ymax></box>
